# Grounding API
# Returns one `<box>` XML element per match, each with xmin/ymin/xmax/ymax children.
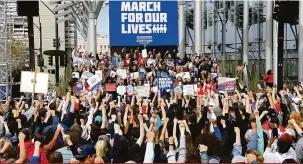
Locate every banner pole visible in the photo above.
<box><xmin>31</xmin><ymin>71</ymin><xmax>37</xmax><ymax>107</ymax></box>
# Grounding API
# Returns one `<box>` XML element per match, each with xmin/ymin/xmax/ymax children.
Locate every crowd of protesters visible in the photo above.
<box><xmin>0</xmin><ymin>47</ymin><xmax>302</xmax><ymax>163</ymax></box>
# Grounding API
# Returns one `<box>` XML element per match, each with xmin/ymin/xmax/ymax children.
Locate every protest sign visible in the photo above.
<box><xmin>158</xmin><ymin>76</ymin><xmax>174</xmax><ymax>90</ymax></box>
<box><xmin>117</xmin><ymin>86</ymin><xmax>126</xmax><ymax>95</ymax></box>
<box><xmin>130</xmin><ymin>72</ymin><xmax>139</xmax><ymax>79</ymax></box>
<box><xmin>218</xmin><ymin>77</ymin><xmax>236</xmax><ymax>91</ymax></box>
<box><xmin>106</xmin><ymin>84</ymin><xmax>117</xmax><ymax>92</ymax></box>
<box><xmin>147</xmin><ymin>59</ymin><xmax>156</xmax><ymax>66</ymax></box>
<box><xmin>135</xmin><ymin>86</ymin><xmax>150</xmax><ymax>97</ymax></box>
<box><xmin>20</xmin><ymin>71</ymin><xmax>49</xmax><ymax>94</ymax></box>
<box><xmin>72</xmin><ymin>72</ymin><xmax>80</xmax><ymax>79</ymax></box>
<box><xmin>95</xmin><ymin>70</ymin><xmax>103</xmax><ymax>80</ymax></box>
<box><xmin>183</xmin><ymin>85</ymin><xmax>194</xmax><ymax>96</ymax></box>
<box><xmin>127</xmin><ymin>85</ymin><xmax>134</xmax><ymax>95</ymax></box>
<box><xmin>175</xmin><ymin>73</ymin><xmax>184</xmax><ymax>79</ymax></box>
<box><xmin>110</xmin><ymin>71</ymin><xmax>117</xmax><ymax>78</ymax></box>
<box><xmin>182</xmin><ymin>72</ymin><xmax>191</xmax><ymax>80</ymax></box>
<box><xmin>23</xmin><ymin>107</ymin><xmax>34</xmax><ymax>121</ymax></box>
<box><xmin>88</xmin><ymin>89</ymin><xmax>98</xmax><ymax>99</ymax></box>
<box><xmin>166</xmin><ymin>61</ymin><xmax>174</xmax><ymax>67</ymax></box>
<box><xmin>169</xmin><ymin>70</ymin><xmax>175</xmax><ymax>76</ymax></box>
<box><xmin>116</xmin><ymin>69</ymin><xmax>127</xmax><ymax>79</ymax></box>
<box><xmin>81</xmin><ymin>71</ymin><xmax>94</xmax><ymax>79</ymax></box>
<box><xmin>87</xmin><ymin>75</ymin><xmax>101</xmax><ymax>90</ymax></box>
<box><xmin>76</xmin><ymin>83</ymin><xmax>83</xmax><ymax>93</ymax></box>
<box><xmin>139</xmin><ymin>68</ymin><xmax>145</xmax><ymax>78</ymax></box>
<box><xmin>142</xmin><ymin>49</ymin><xmax>147</xmax><ymax>58</ymax></box>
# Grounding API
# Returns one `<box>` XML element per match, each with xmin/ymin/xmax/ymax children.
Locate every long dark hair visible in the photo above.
<box><xmin>185</xmin><ymin>132</ymin><xmax>200</xmax><ymax>163</ymax></box>
<box><xmin>267</xmin><ymin>70</ymin><xmax>272</xmax><ymax>75</ymax></box>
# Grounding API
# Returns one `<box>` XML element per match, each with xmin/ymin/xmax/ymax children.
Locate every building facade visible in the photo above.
<box><xmin>77</xmin><ymin>34</ymin><xmax>109</xmax><ymax>54</ymax></box>
<box><xmin>33</xmin><ymin>2</ymin><xmax>77</xmax><ymax>84</ymax></box>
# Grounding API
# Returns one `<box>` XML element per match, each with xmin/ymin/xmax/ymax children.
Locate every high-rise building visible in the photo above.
<box><xmin>33</xmin><ymin>2</ymin><xmax>77</xmax><ymax>84</ymax></box>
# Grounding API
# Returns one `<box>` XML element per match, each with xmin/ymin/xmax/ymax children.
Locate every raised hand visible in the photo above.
<box><xmin>146</xmin><ymin>130</ymin><xmax>155</xmax><ymax>143</ymax></box>
<box><xmin>34</xmin><ymin>141</ymin><xmax>41</xmax><ymax>147</ymax></box>
<box><xmin>234</xmin><ymin>127</ymin><xmax>240</xmax><ymax>134</ymax></box>
<box><xmin>198</xmin><ymin>144</ymin><xmax>208</xmax><ymax>152</ymax></box>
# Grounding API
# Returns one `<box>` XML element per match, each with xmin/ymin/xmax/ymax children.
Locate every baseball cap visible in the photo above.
<box><xmin>74</xmin><ymin>144</ymin><xmax>96</xmax><ymax>159</ymax></box>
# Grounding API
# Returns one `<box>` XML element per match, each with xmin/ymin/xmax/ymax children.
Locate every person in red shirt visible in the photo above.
<box><xmin>264</xmin><ymin>70</ymin><xmax>274</xmax><ymax>88</ymax></box>
<box><xmin>125</xmin><ymin>54</ymin><xmax>131</xmax><ymax>66</ymax></box>
<box><xmin>137</xmin><ymin>54</ymin><xmax>144</xmax><ymax>65</ymax></box>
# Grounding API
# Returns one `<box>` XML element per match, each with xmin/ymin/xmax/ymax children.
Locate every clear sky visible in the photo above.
<box><xmin>96</xmin><ymin>6</ymin><xmax>109</xmax><ymax>36</ymax></box>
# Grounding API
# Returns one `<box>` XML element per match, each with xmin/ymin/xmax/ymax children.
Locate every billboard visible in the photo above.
<box><xmin>109</xmin><ymin>1</ymin><xmax>179</xmax><ymax>46</ymax></box>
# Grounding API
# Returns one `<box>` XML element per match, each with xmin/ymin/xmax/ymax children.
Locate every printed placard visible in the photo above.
<box><xmin>142</xmin><ymin>49</ymin><xmax>147</xmax><ymax>58</ymax></box>
<box><xmin>126</xmin><ymin>85</ymin><xmax>134</xmax><ymax>95</ymax></box>
<box><xmin>175</xmin><ymin>73</ymin><xmax>184</xmax><ymax>79</ymax></box>
<box><xmin>158</xmin><ymin>76</ymin><xmax>174</xmax><ymax>90</ymax></box>
<box><xmin>23</xmin><ymin>107</ymin><xmax>34</xmax><ymax>121</ymax></box>
<box><xmin>95</xmin><ymin>70</ymin><xmax>103</xmax><ymax>80</ymax></box>
<box><xmin>182</xmin><ymin>72</ymin><xmax>191</xmax><ymax>80</ymax></box>
<box><xmin>218</xmin><ymin>77</ymin><xmax>236</xmax><ymax>91</ymax></box>
<box><xmin>116</xmin><ymin>69</ymin><xmax>127</xmax><ymax>79</ymax></box>
<box><xmin>110</xmin><ymin>71</ymin><xmax>117</xmax><ymax>78</ymax></box>
<box><xmin>87</xmin><ymin>75</ymin><xmax>101</xmax><ymax>90</ymax></box>
<box><xmin>72</xmin><ymin>72</ymin><xmax>80</xmax><ymax>79</ymax></box>
<box><xmin>147</xmin><ymin>59</ymin><xmax>156</xmax><ymax>66</ymax></box>
<box><xmin>183</xmin><ymin>85</ymin><xmax>194</xmax><ymax>96</ymax></box>
<box><xmin>76</xmin><ymin>83</ymin><xmax>83</xmax><ymax>94</ymax></box>
<box><xmin>117</xmin><ymin>86</ymin><xmax>126</xmax><ymax>95</ymax></box>
<box><xmin>130</xmin><ymin>72</ymin><xmax>139</xmax><ymax>79</ymax></box>
<box><xmin>166</xmin><ymin>61</ymin><xmax>174</xmax><ymax>67</ymax></box>
<box><xmin>135</xmin><ymin>86</ymin><xmax>150</xmax><ymax>97</ymax></box>
<box><xmin>81</xmin><ymin>71</ymin><xmax>94</xmax><ymax>79</ymax></box>
<box><xmin>20</xmin><ymin>71</ymin><xmax>49</xmax><ymax>94</ymax></box>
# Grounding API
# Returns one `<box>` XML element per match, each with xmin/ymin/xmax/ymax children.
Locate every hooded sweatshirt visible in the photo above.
<box><xmin>23</xmin><ymin>142</ymin><xmax>49</xmax><ymax>163</ymax></box>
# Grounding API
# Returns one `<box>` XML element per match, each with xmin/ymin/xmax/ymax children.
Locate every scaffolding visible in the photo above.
<box><xmin>0</xmin><ymin>0</ymin><xmax>12</xmax><ymax>101</ymax></box>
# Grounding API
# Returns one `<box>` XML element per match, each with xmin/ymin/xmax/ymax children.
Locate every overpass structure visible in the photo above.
<box><xmin>48</xmin><ymin>0</ymin><xmax>106</xmax><ymax>56</ymax></box>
